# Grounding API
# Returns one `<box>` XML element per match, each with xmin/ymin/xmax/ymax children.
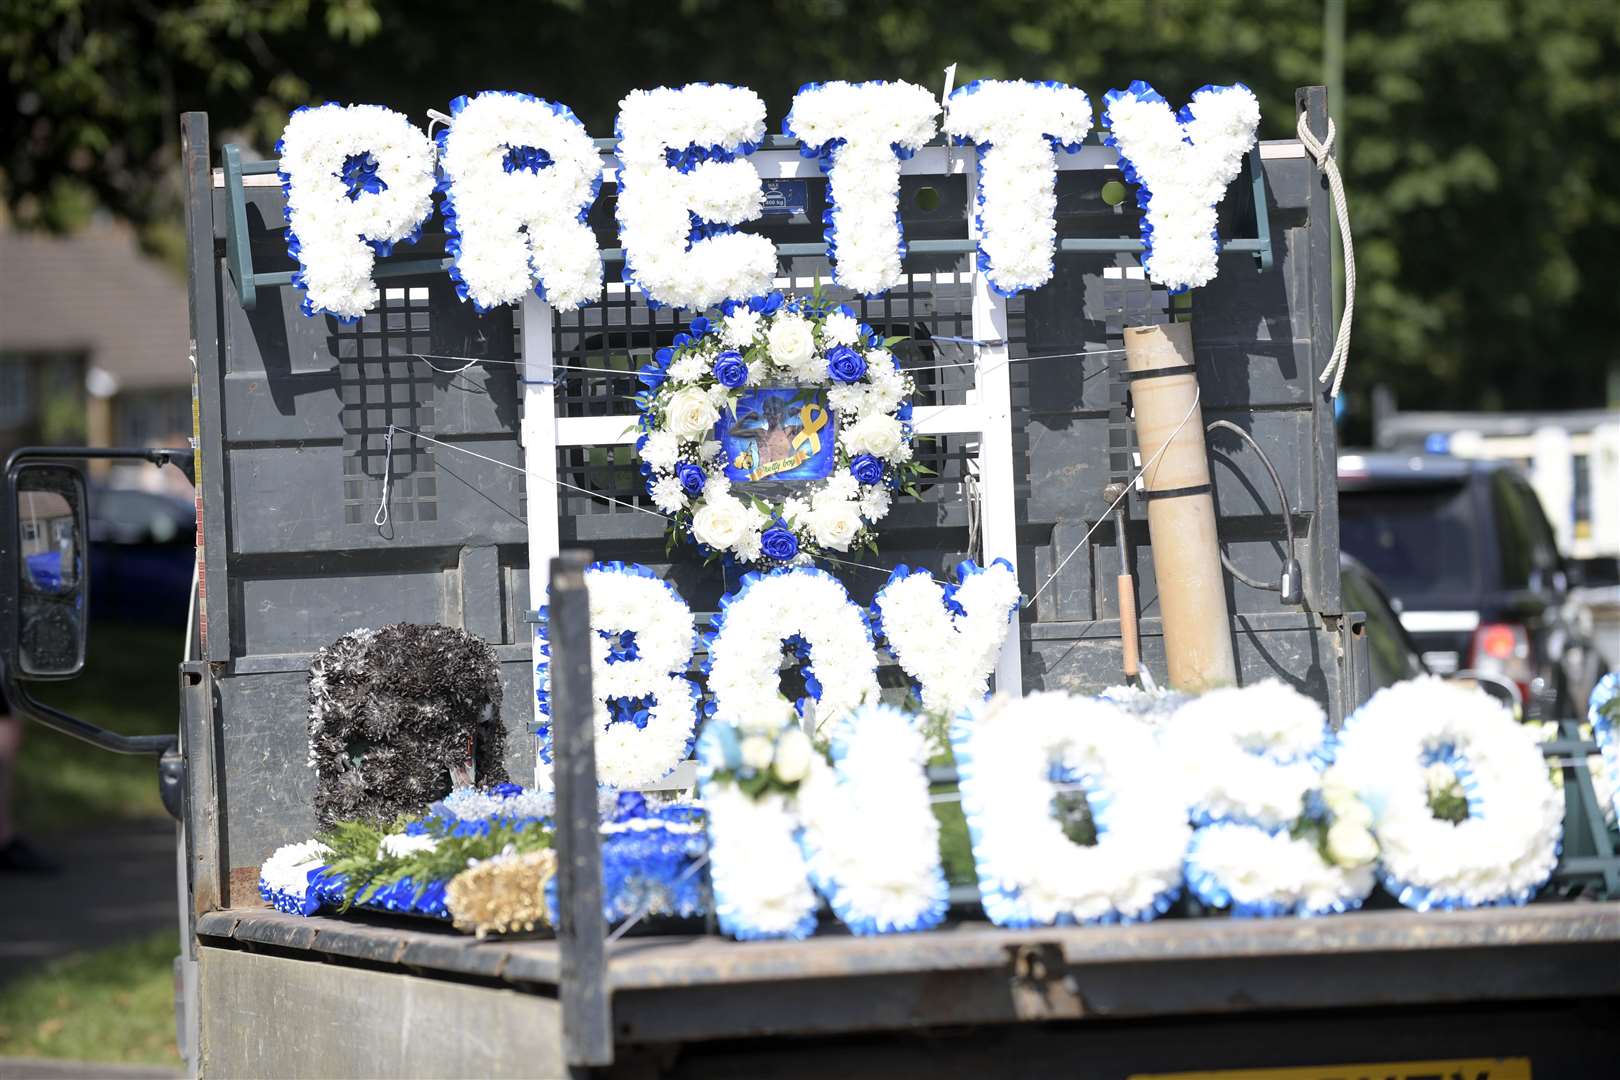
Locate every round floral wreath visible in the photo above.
<box><xmin>634</xmin><ymin>290</ymin><xmax>921</xmax><ymax>566</ymax></box>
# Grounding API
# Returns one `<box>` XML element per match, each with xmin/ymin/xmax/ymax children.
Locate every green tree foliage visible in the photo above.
<box><xmin>3</xmin><ymin>0</ymin><xmax>1615</xmax><ymax>410</ymax></box>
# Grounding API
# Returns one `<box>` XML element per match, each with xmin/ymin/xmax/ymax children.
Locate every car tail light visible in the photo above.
<box><xmin>1468</xmin><ymin>622</ymin><xmax>1533</xmax><ymax>704</ymax></box>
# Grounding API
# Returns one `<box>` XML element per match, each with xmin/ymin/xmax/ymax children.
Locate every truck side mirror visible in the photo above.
<box><xmin>2</xmin><ymin>461</ymin><xmax>90</xmax><ymax>680</ymax></box>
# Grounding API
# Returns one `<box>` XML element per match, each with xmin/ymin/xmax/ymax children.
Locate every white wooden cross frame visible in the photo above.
<box><xmin>524</xmin><ymin>143</ymin><xmax>1060</xmax><ymax>751</ymax></box>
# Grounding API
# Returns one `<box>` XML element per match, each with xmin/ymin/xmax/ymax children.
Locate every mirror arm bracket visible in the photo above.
<box><xmin>2</xmin><ymin>656</ymin><xmax>177</xmax><ymax>757</ymax></box>
<box><xmin>5</xmin><ymin>446</ymin><xmax>195</xmax><ymax>486</ymax></box>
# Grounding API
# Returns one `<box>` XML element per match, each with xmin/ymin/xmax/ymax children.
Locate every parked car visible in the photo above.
<box><xmin>1339</xmin><ymin>552</ymin><xmax>1427</xmax><ymax>694</ymax></box>
<box><xmin>87</xmin><ymin>484</ymin><xmax>195</xmax><ymax>625</ymax></box>
<box><xmin>1338</xmin><ymin>452</ymin><xmax>1602</xmax><ymax>720</ymax></box>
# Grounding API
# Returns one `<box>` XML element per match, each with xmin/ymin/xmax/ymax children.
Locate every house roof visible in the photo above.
<box><xmin>0</xmin><ymin>220</ymin><xmax>192</xmax><ymax>392</ymax></box>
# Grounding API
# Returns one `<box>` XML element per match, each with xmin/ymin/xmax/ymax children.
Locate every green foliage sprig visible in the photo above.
<box><xmin>315</xmin><ymin>813</ymin><xmax>553</xmax><ymax>910</ymax></box>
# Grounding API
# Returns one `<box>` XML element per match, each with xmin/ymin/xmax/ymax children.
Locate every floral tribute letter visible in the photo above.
<box><xmin>436</xmin><ymin>92</ymin><xmax>604</xmax><ymax>311</ymax></box>
<box><xmin>945</xmin><ymin>80</ymin><xmax>1093</xmax><ymax>296</ymax></box>
<box><xmin>534</xmin><ymin>563</ymin><xmax>701</xmax><ymax>789</ymax></box>
<box><xmin>1100</xmin><ymin>82</ymin><xmax>1261</xmax><ymax>293</ymax></box>
<box><xmin>783</xmin><ymin>80</ymin><xmax>940</xmax><ymax>295</ymax></box>
<box><xmin>277</xmin><ymin>104</ymin><xmax>438</xmax><ymax>320</ymax></box>
<box><xmin>614</xmin><ymin>84</ymin><xmax>777</xmax><ymax>309</ymax></box>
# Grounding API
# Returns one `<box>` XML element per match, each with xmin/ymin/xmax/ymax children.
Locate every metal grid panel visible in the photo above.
<box><xmin>336</xmin><ymin>285</ymin><xmax>438</xmax><ymax>525</ymax></box>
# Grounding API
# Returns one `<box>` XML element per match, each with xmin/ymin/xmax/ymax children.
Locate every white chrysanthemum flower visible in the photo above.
<box><xmin>827</xmin><ymin>385</ymin><xmax>867</xmax><ymax>415</ymax></box>
<box><xmin>379</xmin><ymin>832</ymin><xmax>437</xmax><ymax>859</ymax></box>
<box><xmin>640</xmin><ymin>431</ymin><xmax>680</xmax><ymax>471</ymax></box>
<box><xmin>784</xmin><ymin>81</ymin><xmax>939</xmax><ymax>294</ymax></box>
<box><xmin>534</xmin><ymin>565</ymin><xmax>700</xmax><ymax>792</ymax></box>
<box><xmin>822</xmin><ymin>311</ymin><xmax>861</xmax><ymax>345</ymax></box>
<box><xmin>668</xmin><ymin>353</ymin><xmax>707</xmax><ymax>383</ymax></box>
<box><xmin>723</xmin><ymin>308</ymin><xmax>763</xmax><ymax>347</ymax></box>
<box><xmin>705</xmin><ymin>568</ymin><xmax>880</xmax><ymax>732</ymax></box>
<box><xmin>650</xmin><ymin>475</ymin><xmax>688</xmax><ymax>513</ymax></box>
<box><xmin>798</xmin><ymin>703</ymin><xmax>948</xmax><ymax>934</ymax></box>
<box><xmin>615</xmin><ymin>84</ymin><xmax>774</xmax><ymax>309</ymax></box>
<box><xmin>859</xmin><ymin>486</ymin><xmax>891</xmax><ymax>520</ymax></box>
<box><xmin>819</xmin><ymin>473</ymin><xmax>860</xmax><ymax>502</ymax></box>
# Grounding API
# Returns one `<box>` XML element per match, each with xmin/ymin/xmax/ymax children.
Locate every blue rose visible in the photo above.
<box><xmin>675</xmin><ymin>462</ymin><xmax>707</xmax><ymax>496</ymax></box>
<box><xmin>689</xmin><ymin>315</ymin><xmax>711</xmax><ymax>336</ymax></box>
<box><xmin>760</xmin><ymin>525</ymin><xmax>800</xmax><ymax>561</ymax></box>
<box><xmin>827</xmin><ymin>345</ymin><xmax>867</xmax><ymax>383</ymax></box>
<box><xmin>712</xmin><ymin>350</ymin><xmax>749</xmax><ymax>388</ymax></box>
<box><xmin>749</xmin><ymin>291</ymin><xmax>785</xmax><ymax>315</ymax></box>
<box><xmin>849</xmin><ymin>453</ymin><xmax>885</xmax><ymax>486</ymax></box>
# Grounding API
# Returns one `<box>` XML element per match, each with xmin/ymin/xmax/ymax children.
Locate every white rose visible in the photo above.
<box><xmin>766</xmin><ymin>314</ymin><xmax>815</xmax><ymax>369</ymax></box>
<box><xmin>772</xmin><ymin>727</ymin><xmax>814</xmax><ymax>783</ymax></box>
<box><xmin>1423</xmin><ymin>762</ymin><xmax>1457</xmax><ymax>790</ymax></box>
<box><xmin>822</xmin><ymin>311</ymin><xmax>860</xmax><ymax>346</ymax></box>
<box><xmin>639</xmin><ymin>431</ymin><xmax>680</xmax><ymax>471</ymax></box>
<box><xmin>664</xmin><ymin>386</ymin><xmax>720</xmax><ymax>439</ymax></box>
<box><xmin>691</xmin><ymin>494</ymin><xmax>749</xmax><ymax>551</ymax></box>
<box><xmin>1325</xmin><ymin>821</ymin><xmax>1379</xmax><ymax>868</ymax></box>
<box><xmin>1318</xmin><ymin>781</ymin><xmax>1358</xmax><ymax>815</ymax></box>
<box><xmin>811</xmin><ymin>500</ymin><xmax>862</xmax><ymax>551</ymax></box>
<box><xmin>1333</xmin><ymin>798</ymin><xmax>1373</xmax><ymax>829</ymax></box>
<box><xmin>845</xmin><ymin>413</ymin><xmax>904</xmax><ymax>460</ymax></box>
<box><xmin>739</xmin><ymin>734</ymin><xmax>774</xmax><ymax>772</ymax></box>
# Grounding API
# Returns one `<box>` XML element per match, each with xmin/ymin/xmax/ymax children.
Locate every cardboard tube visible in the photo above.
<box><xmin>1123</xmin><ymin>323</ymin><xmax>1237</xmax><ymax>692</ymax></box>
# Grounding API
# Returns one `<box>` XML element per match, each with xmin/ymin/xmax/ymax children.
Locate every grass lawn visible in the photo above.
<box><xmin>0</xmin><ymin>930</ymin><xmax>181</xmax><ymax>1066</ymax></box>
<box><xmin>15</xmin><ymin>620</ymin><xmax>187</xmax><ymax>833</ymax></box>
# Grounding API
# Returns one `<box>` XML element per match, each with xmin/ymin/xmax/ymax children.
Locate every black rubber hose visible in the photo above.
<box><xmin>1206</xmin><ymin>420</ymin><xmax>1302</xmax><ymax>603</ymax></box>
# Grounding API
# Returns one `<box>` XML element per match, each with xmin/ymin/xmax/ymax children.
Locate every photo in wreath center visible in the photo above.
<box><xmin>716</xmin><ymin>387</ymin><xmax>836</xmax><ymax>488</ymax></box>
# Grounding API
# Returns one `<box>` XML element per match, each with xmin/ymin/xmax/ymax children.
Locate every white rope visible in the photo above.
<box><xmin>1028</xmin><ymin>386</ymin><xmax>1202</xmax><ymax>606</ymax></box>
<box><xmin>372</xmin><ymin>426</ymin><xmax>396</xmax><ymax>527</ymax></box>
<box><xmin>1297</xmin><ymin>112</ymin><xmax>1356</xmax><ymax>398</ymax></box>
<box><xmin>377</xmin><ymin>424</ymin><xmax>960</xmax><ymax>588</ymax></box>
